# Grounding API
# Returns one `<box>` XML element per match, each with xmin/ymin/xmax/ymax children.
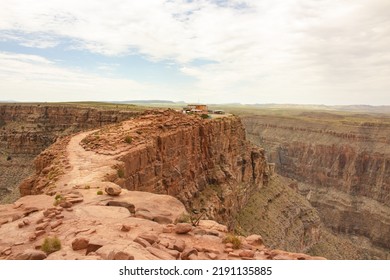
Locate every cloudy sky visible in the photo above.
<box><xmin>0</xmin><ymin>0</ymin><xmax>389</xmax><ymax>105</ymax></box>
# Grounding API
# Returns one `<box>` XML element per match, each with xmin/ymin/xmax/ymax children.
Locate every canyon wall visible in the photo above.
<box><xmin>0</xmin><ymin>104</ymin><xmax>140</xmax><ymax>154</ymax></box>
<box><xmin>242</xmin><ymin>113</ymin><xmax>390</xmax><ymax>256</ymax></box>
<box><xmin>91</xmin><ymin>111</ymin><xmax>270</xmax><ymax>228</ymax></box>
<box><xmin>16</xmin><ymin>109</ymin><xmax>374</xmax><ymax>258</ymax></box>
<box><xmin>0</xmin><ymin>103</ymin><xmax>141</xmax><ymax>202</ymax></box>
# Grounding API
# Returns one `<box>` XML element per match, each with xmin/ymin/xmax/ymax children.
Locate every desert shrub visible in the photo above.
<box><xmin>97</xmin><ymin>190</ymin><xmax>103</xmax><ymax>195</ymax></box>
<box><xmin>53</xmin><ymin>194</ymin><xmax>64</xmax><ymax>206</ymax></box>
<box><xmin>41</xmin><ymin>236</ymin><xmax>61</xmax><ymax>254</ymax></box>
<box><xmin>223</xmin><ymin>234</ymin><xmax>242</xmax><ymax>249</ymax></box>
<box><xmin>175</xmin><ymin>213</ymin><xmax>192</xmax><ymax>224</ymax></box>
<box><xmin>84</xmin><ymin>185</ymin><xmax>90</xmax><ymax>189</ymax></box>
<box><xmin>124</xmin><ymin>135</ymin><xmax>133</xmax><ymax>144</ymax></box>
<box><xmin>201</xmin><ymin>114</ymin><xmax>209</xmax><ymax>119</ymax></box>
<box><xmin>117</xmin><ymin>168</ymin><xmax>125</xmax><ymax>178</ymax></box>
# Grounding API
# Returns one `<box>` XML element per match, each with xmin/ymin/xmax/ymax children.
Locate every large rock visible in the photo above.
<box><xmin>175</xmin><ymin>223</ymin><xmax>192</xmax><ymax>234</ymax></box>
<box><xmin>104</xmin><ymin>183</ymin><xmax>122</xmax><ymax>196</ymax></box>
<box><xmin>15</xmin><ymin>249</ymin><xmax>47</xmax><ymax>260</ymax></box>
<box><xmin>245</xmin><ymin>234</ymin><xmax>264</xmax><ymax>247</ymax></box>
<box><xmin>72</xmin><ymin>237</ymin><xmax>89</xmax><ymax>251</ymax></box>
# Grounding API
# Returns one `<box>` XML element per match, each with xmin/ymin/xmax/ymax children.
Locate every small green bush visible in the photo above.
<box><xmin>124</xmin><ymin>135</ymin><xmax>133</xmax><ymax>144</ymax></box>
<box><xmin>41</xmin><ymin>236</ymin><xmax>61</xmax><ymax>254</ymax></box>
<box><xmin>175</xmin><ymin>213</ymin><xmax>192</xmax><ymax>224</ymax></box>
<box><xmin>117</xmin><ymin>168</ymin><xmax>125</xmax><ymax>178</ymax></box>
<box><xmin>97</xmin><ymin>190</ymin><xmax>103</xmax><ymax>195</ymax></box>
<box><xmin>53</xmin><ymin>194</ymin><xmax>64</xmax><ymax>206</ymax></box>
<box><xmin>201</xmin><ymin>114</ymin><xmax>209</xmax><ymax>119</ymax></box>
<box><xmin>223</xmin><ymin>234</ymin><xmax>242</xmax><ymax>249</ymax></box>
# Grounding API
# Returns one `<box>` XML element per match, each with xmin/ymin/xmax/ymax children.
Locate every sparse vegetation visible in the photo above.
<box><xmin>223</xmin><ymin>233</ymin><xmax>242</xmax><ymax>249</ymax></box>
<box><xmin>117</xmin><ymin>168</ymin><xmax>125</xmax><ymax>178</ymax></box>
<box><xmin>84</xmin><ymin>185</ymin><xmax>90</xmax><ymax>189</ymax></box>
<box><xmin>175</xmin><ymin>213</ymin><xmax>192</xmax><ymax>224</ymax></box>
<box><xmin>97</xmin><ymin>190</ymin><xmax>103</xmax><ymax>195</ymax></box>
<box><xmin>201</xmin><ymin>114</ymin><xmax>209</xmax><ymax>119</ymax></box>
<box><xmin>41</xmin><ymin>236</ymin><xmax>62</xmax><ymax>254</ymax></box>
<box><xmin>53</xmin><ymin>194</ymin><xmax>64</xmax><ymax>206</ymax></box>
<box><xmin>124</xmin><ymin>135</ymin><xmax>133</xmax><ymax>144</ymax></box>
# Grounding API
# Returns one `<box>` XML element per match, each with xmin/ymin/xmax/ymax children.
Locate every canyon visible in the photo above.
<box><xmin>0</xmin><ymin>103</ymin><xmax>389</xmax><ymax>259</ymax></box>
<box><xmin>0</xmin><ymin>107</ymin><xmax>324</xmax><ymax>260</ymax></box>
<box><xmin>0</xmin><ymin>103</ymin><xmax>141</xmax><ymax>203</ymax></box>
<box><xmin>242</xmin><ymin>110</ymin><xmax>390</xmax><ymax>259</ymax></box>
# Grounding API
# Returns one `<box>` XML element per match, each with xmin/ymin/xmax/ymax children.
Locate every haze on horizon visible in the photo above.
<box><xmin>0</xmin><ymin>0</ymin><xmax>389</xmax><ymax>106</ymax></box>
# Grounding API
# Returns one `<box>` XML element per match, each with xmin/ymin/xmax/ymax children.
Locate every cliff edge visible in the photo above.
<box><xmin>0</xmin><ymin>110</ymin><xmax>324</xmax><ymax>260</ymax></box>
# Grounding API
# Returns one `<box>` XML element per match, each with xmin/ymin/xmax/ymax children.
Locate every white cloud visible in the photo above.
<box><xmin>0</xmin><ymin>52</ymin><xmax>154</xmax><ymax>101</ymax></box>
<box><xmin>0</xmin><ymin>0</ymin><xmax>389</xmax><ymax>104</ymax></box>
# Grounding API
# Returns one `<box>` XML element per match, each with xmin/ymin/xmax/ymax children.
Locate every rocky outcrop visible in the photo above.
<box><xmin>81</xmin><ymin>110</ymin><xmax>269</xmax><ymax>227</ymax></box>
<box><xmin>0</xmin><ymin>184</ymin><xmax>323</xmax><ymax>260</ymax></box>
<box><xmin>20</xmin><ymin>110</ymin><xmax>269</xmax><ymax>229</ymax></box>
<box><xmin>0</xmin><ymin>104</ymin><xmax>140</xmax><ymax>155</ymax></box>
<box><xmin>242</xmin><ymin>113</ymin><xmax>390</xmax><ymax>256</ymax></box>
<box><xmin>0</xmin><ymin>103</ymin><xmax>141</xmax><ymax>203</ymax></box>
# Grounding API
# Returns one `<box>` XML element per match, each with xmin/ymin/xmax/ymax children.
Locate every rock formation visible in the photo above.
<box><xmin>0</xmin><ymin>109</ymin><xmax>324</xmax><ymax>260</ymax></box>
<box><xmin>243</xmin><ymin>113</ymin><xmax>390</xmax><ymax>258</ymax></box>
<box><xmin>19</xmin><ymin>110</ymin><xmax>269</xmax><ymax>229</ymax></box>
<box><xmin>0</xmin><ymin>103</ymin><xmax>141</xmax><ymax>203</ymax></box>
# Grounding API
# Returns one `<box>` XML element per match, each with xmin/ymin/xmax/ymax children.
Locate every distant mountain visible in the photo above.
<box><xmin>119</xmin><ymin>100</ymin><xmax>177</xmax><ymax>104</ymax></box>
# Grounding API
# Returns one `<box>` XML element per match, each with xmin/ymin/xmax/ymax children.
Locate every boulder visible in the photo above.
<box><xmin>72</xmin><ymin>237</ymin><xmax>89</xmax><ymax>251</ymax></box>
<box><xmin>175</xmin><ymin>223</ymin><xmax>192</xmax><ymax>234</ymax></box>
<box><xmin>245</xmin><ymin>234</ymin><xmax>264</xmax><ymax>247</ymax></box>
<box><xmin>15</xmin><ymin>249</ymin><xmax>47</xmax><ymax>260</ymax></box>
<box><xmin>104</xmin><ymin>184</ymin><xmax>122</xmax><ymax>196</ymax></box>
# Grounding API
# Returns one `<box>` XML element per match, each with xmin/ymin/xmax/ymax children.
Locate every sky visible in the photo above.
<box><xmin>0</xmin><ymin>0</ymin><xmax>389</xmax><ymax>105</ymax></box>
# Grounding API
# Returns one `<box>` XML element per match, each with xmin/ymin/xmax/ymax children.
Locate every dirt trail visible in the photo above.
<box><xmin>56</xmin><ymin>130</ymin><xmax>120</xmax><ymax>192</ymax></box>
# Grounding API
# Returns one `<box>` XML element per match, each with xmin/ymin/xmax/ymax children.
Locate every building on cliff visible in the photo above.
<box><xmin>183</xmin><ymin>104</ymin><xmax>208</xmax><ymax>114</ymax></box>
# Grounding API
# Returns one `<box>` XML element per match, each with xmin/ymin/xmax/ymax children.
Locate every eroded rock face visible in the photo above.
<box><xmin>0</xmin><ymin>104</ymin><xmax>140</xmax><ymax>155</ymax></box>
<box><xmin>0</xmin><ymin>109</ymin><xmax>326</xmax><ymax>260</ymax></box>
<box><xmin>243</xmin><ymin>114</ymin><xmax>390</xmax><ymax>255</ymax></box>
<box><xmin>0</xmin><ymin>104</ymin><xmax>141</xmax><ymax>202</ymax></box>
<box><xmin>102</xmin><ymin>111</ymin><xmax>269</xmax><ymax>227</ymax></box>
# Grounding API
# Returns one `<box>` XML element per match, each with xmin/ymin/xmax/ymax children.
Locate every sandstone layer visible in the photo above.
<box><xmin>0</xmin><ymin>110</ymin><xmax>323</xmax><ymax>260</ymax></box>
<box><xmin>243</xmin><ymin>112</ymin><xmax>390</xmax><ymax>258</ymax></box>
<box><xmin>21</xmin><ymin>110</ymin><xmax>270</xmax><ymax>229</ymax></box>
<box><xmin>0</xmin><ymin>103</ymin><xmax>141</xmax><ymax>202</ymax></box>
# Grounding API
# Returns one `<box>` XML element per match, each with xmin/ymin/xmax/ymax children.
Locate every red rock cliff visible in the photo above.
<box><xmin>21</xmin><ymin>110</ymin><xmax>269</xmax><ymax>229</ymax></box>
<box><xmin>243</xmin><ymin>114</ymin><xmax>390</xmax><ymax>253</ymax></box>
